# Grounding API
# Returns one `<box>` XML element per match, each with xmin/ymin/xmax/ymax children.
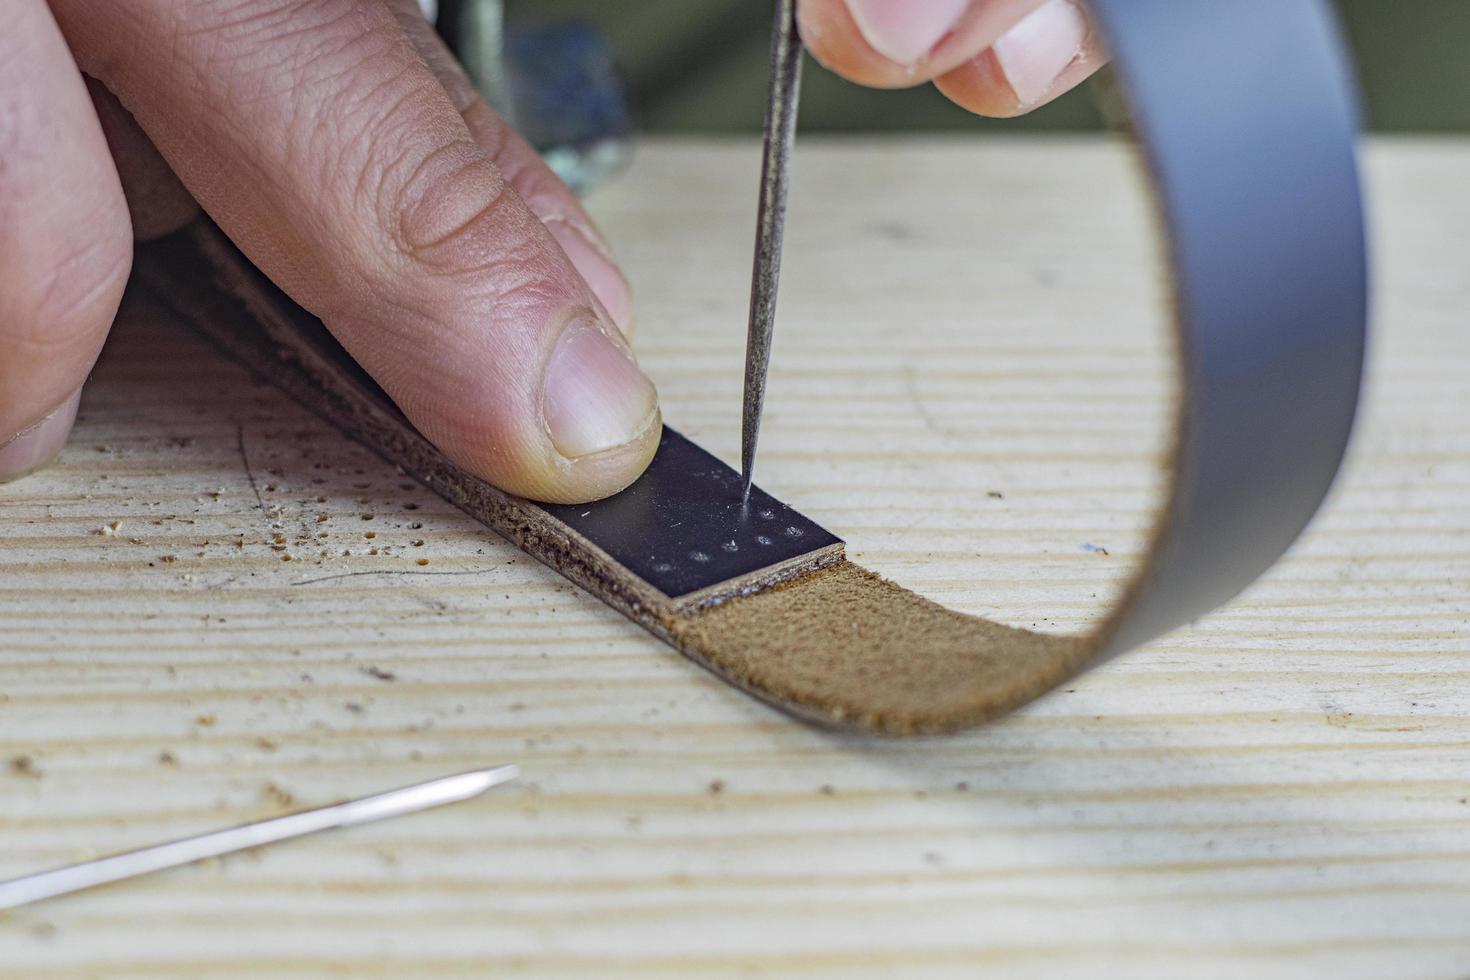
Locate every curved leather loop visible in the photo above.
<box><xmin>139</xmin><ymin>0</ymin><xmax>1367</xmax><ymax>735</ymax></box>
<box><xmin>1086</xmin><ymin>0</ymin><xmax>1367</xmax><ymax>660</ymax></box>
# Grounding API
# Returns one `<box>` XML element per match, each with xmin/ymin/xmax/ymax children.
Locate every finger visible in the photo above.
<box><xmin>0</xmin><ymin>0</ymin><xmax>131</xmax><ymax>480</ymax></box>
<box><xmin>85</xmin><ymin>79</ymin><xmax>199</xmax><ymax>242</ymax></box>
<box><xmin>934</xmin><ymin>0</ymin><xmax>1106</xmax><ymax>117</ymax></box>
<box><xmin>55</xmin><ymin>0</ymin><xmax>660</xmax><ymax>504</ymax></box>
<box><xmin>386</xmin><ymin>0</ymin><xmax>635</xmax><ymax>339</ymax></box>
<box><xmin>797</xmin><ymin>0</ymin><xmax>1047</xmax><ymax>88</ymax></box>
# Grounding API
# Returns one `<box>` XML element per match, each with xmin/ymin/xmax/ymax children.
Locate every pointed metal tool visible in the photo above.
<box><xmin>740</xmin><ymin>0</ymin><xmax>804</xmax><ymax>501</ymax></box>
<box><xmin>0</xmin><ymin>765</ymin><xmax>519</xmax><ymax>911</ymax></box>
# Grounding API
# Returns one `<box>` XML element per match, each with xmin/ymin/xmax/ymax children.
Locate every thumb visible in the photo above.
<box><xmin>60</xmin><ymin>0</ymin><xmax>660</xmax><ymax>504</ymax></box>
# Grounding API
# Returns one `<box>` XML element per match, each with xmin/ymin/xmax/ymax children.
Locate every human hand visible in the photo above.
<box><xmin>1</xmin><ymin>0</ymin><xmax>656</xmax><ymax>503</ymax></box>
<box><xmin>798</xmin><ymin>0</ymin><xmax>1106</xmax><ymax>116</ymax></box>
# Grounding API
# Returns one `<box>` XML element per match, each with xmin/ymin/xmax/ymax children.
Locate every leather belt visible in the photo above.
<box><xmin>139</xmin><ymin>0</ymin><xmax>1367</xmax><ymax>735</ymax></box>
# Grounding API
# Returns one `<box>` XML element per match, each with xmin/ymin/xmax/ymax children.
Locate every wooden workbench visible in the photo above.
<box><xmin>2</xmin><ymin>138</ymin><xmax>1468</xmax><ymax>978</ymax></box>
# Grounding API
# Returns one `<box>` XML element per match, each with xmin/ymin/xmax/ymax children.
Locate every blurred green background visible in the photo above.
<box><xmin>505</xmin><ymin>0</ymin><xmax>1469</xmax><ymax>133</ymax></box>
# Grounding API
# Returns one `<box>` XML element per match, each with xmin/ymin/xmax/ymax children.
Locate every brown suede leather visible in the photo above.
<box><xmin>668</xmin><ymin>561</ymin><xmax>1091</xmax><ymax>734</ymax></box>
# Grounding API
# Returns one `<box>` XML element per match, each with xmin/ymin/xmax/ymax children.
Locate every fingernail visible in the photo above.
<box><xmin>0</xmin><ymin>387</ymin><xmax>83</xmax><ymax>482</ymax></box>
<box><xmin>845</xmin><ymin>0</ymin><xmax>970</xmax><ymax>67</ymax></box>
<box><xmin>993</xmin><ymin>0</ymin><xmax>1089</xmax><ymax>108</ymax></box>
<box><xmin>543</xmin><ymin>321</ymin><xmax>658</xmax><ymax>459</ymax></box>
<box><xmin>547</xmin><ymin>220</ymin><xmax>635</xmax><ymax>336</ymax></box>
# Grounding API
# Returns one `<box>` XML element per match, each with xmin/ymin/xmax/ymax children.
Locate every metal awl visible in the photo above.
<box><xmin>740</xmin><ymin>0</ymin><xmax>804</xmax><ymax>501</ymax></box>
<box><xmin>0</xmin><ymin>764</ymin><xmax>519</xmax><ymax>911</ymax></box>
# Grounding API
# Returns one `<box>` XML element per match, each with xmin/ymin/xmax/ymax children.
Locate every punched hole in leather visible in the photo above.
<box><xmin>136</xmin><ymin>0</ymin><xmax>1367</xmax><ymax>735</ymax></box>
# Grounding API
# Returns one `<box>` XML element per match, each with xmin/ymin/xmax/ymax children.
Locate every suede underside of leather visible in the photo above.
<box><xmin>668</xmin><ymin>561</ymin><xmax>1091</xmax><ymax>735</ymax></box>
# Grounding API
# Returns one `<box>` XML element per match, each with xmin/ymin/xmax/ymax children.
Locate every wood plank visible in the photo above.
<box><xmin>1</xmin><ymin>137</ymin><xmax>1468</xmax><ymax>978</ymax></box>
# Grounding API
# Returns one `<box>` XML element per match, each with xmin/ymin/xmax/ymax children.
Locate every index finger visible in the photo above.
<box><xmin>797</xmin><ymin>0</ymin><xmax>1049</xmax><ymax>87</ymax></box>
<box><xmin>799</xmin><ymin>0</ymin><xmax>1108</xmax><ymax>117</ymax></box>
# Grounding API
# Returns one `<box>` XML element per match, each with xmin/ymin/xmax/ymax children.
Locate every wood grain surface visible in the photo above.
<box><xmin>1</xmin><ymin>138</ymin><xmax>1467</xmax><ymax>978</ymax></box>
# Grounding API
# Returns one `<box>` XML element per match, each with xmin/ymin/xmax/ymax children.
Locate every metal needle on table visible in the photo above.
<box><xmin>740</xmin><ymin>0</ymin><xmax>804</xmax><ymax>501</ymax></box>
<box><xmin>0</xmin><ymin>765</ymin><xmax>519</xmax><ymax>911</ymax></box>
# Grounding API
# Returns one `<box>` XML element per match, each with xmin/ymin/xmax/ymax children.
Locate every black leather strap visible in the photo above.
<box><xmin>1086</xmin><ymin>0</ymin><xmax>1366</xmax><ymax>656</ymax></box>
<box><xmin>138</xmin><ymin>0</ymin><xmax>1367</xmax><ymax>733</ymax></box>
